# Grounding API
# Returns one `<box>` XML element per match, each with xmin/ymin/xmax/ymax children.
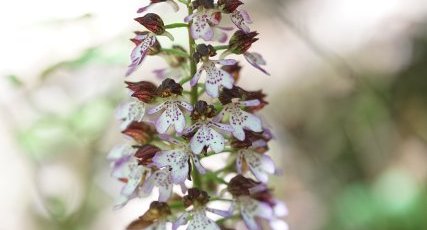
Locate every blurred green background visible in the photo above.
<box><xmin>1</xmin><ymin>0</ymin><xmax>427</xmax><ymax>229</ymax></box>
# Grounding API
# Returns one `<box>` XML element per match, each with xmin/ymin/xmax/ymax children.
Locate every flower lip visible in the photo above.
<box><xmin>191</xmin><ymin>100</ymin><xmax>217</xmax><ymax>120</ymax></box>
<box><xmin>156</xmin><ymin>78</ymin><xmax>183</xmax><ymax>97</ymax></box>
<box><xmin>135</xmin><ymin>13</ymin><xmax>165</xmax><ymax>35</ymax></box>
<box><xmin>228</xmin><ymin>30</ymin><xmax>259</xmax><ymax>55</ymax></box>
<box><xmin>183</xmin><ymin>188</ymin><xmax>210</xmax><ymax>207</ymax></box>
<box><xmin>218</xmin><ymin>0</ymin><xmax>243</xmax><ymax>14</ymax></box>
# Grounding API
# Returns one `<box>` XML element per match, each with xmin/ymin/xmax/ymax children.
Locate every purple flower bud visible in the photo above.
<box><xmin>228</xmin><ymin>30</ymin><xmax>259</xmax><ymax>54</ymax></box>
<box><xmin>135</xmin><ymin>13</ymin><xmax>165</xmax><ymax>35</ymax></box>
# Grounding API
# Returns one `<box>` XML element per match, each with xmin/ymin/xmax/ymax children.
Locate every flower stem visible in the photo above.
<box><xmin>165</xmin><ymin>23</ymin><xmax>189</xmax><ymax>29</ymax></box>
<box><xmin>213</xmin><ymin>45</ymin><xmax>228</xmax><ymax>51</ymax></box>
<box><xmin>161</xmin><ymin>48</ymin><xmax>190</xmax><ymax>58</ymax></box>
<box><xmin>187</xmin><ymin>4</ymin><xmax>202</xmax><ymax>188</ymax></box>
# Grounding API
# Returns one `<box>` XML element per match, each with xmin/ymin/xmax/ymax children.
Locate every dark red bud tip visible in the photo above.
<box><xmin>183</xmin><ymin>188</ymin><xmax>210</xmax><ymax>207</ymax></box>
<box><xmin>218</xmin><ymin>0</ymin><xmax>243</xmax><ymax>13</ymax></box>
<box><xmin>227</xmin><ymin>175</ymin><xmax>261</xmax><ymax>197</ymax></box>
<box><xmin>191</xmin><ymin>100</ymin><xmax>216</xmax><ymax>120</ymax></box>
<box><xmin>228</xmin><ymin>30</ymin><xmax>259</xmax><ymax>54</ymax></box>
<box><xmin>135</xmin><ymin>13</ymin><xmax>165</xmax><ymax>35</ymax></box>
<box><xmin>125</xmin><ymin>81</ymin><xmax>158</xmax><ymax>103</ymax></box>
<box><xmin>134</xmin><ymin>144</ymin><xmax>161</xmax><ymax>166</ymax></box>
<box><xmin>122</xmin><ymin>121</ymin><xmax>157</xmax><ymax>144</ymax></box>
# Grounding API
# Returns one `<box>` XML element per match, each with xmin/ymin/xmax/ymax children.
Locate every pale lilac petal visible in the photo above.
<box><xmin>148</xmin><ymin>102</ymin><xmax>166</xmax><ymax>115</ymax></box>
<box><xmin>184</xmin><ymin>13</ymin><xmax>195</xmax><ymax>23</ymax></box>
<box><xmin>173</xmin><ymin>212</ymin><xmax>190</xmax><ymax>230</ymax></box>
<box><xmin>121</xmin><ymin>166</ymin><xmax>144</xmax><ymax>196</ymax></box>
<box><xmin>270</xmin><ymin>219</ymin><xmax>289</xmax><ymax>230</ymax></box>
<box><xmin>211</xmin><ymin>122</ymin><xmax>234</xmax><ymax>132</ymax></box>
<box><xmin>184</xmin><ymin>123</ymin><xmax>202</xmax><ymax>135</ymax></box>
<box><xmin>239</xmin><ymin>99</ymin><xmax>260</xmax><ymax>107</ymax></box>
<box><xmin>208</xmin><ymin>128</ymin><xmax>225</xmax><ymax>153</ymax></box>
<box><xmin>191</xmin><ymin>14</ymin><xmax>214</xmax><ymax>41</ymax></box>
<box><xmin>192</xmin><ymin>156</ymin><xmax>207</xmax><ymax>174</ymax></box>
<box><xmin>205</xmin><ymin>80</ymin><xmax>221</xmax><ymax>97</ymax></box>
<box><xmin>231</xmin><ymin>10</ymin><xmax>252</xmax><ymax>33</ymax></box>
<box><xmin>153</xmin><ymin>68</ymin><xmax>168</xmax><ymax>79</ymax></box>
<box><xmin>180</xmin><ymin>182</ymin><xmax>187</xmax><ymax>194</ymax></box>
<box><xmin>243</xmin><ymin>150</ymin><xmax>273</xmax><ymax>183</ymax></box>
<box><xmin>242</xmin><ymin>112</ymin><xmax>262</xmax><ymax>132</ymax></box>
<box><xmin>244</xmin><ymin>52</ymin><xmax>270</xmax><ymax>75</ymax></box>
<box><xmin>174</xmin><ymin>106</ymin><xmax>186</xmax><ymax>133</ymax></box>
<box><xmin>220</xmin><ymin>69</ymin><xmax>234</xmax><ymax>89</ymax></box>
<box><xmin>214</xmin><ymin>59</ymin><xmax>237</xmax><ymax>65</ymax></box>
<box><xmin>255</xmin><ymin>201</ymin><xmax>274</xmax><ymax>220</ymax></box>
<box><xmin>232</xmin><ymin>126</ymin><xmax>245</xmax><ymax>141</ymax></box>
<box><xmin>261</xmin><ymin>154</ymin><xmax>276</xmax><ymax>174</ymax></box>
<box><xmin>156</xmin><ymin>171</ymin><xmax>174</xmax><ymax>201</ymax></box>
<box><xmin>273</xmin><ymin>201</ymin><xmax>289</xmax><ymax>217</ymax></box>
<box><xmin>212</xmin><ymin>110</ymin><xmax>225</xmax><ymax>123</ymax></box>
<box><xmin>141</xmin><ymin>173</ymin><xmax>155</xmax><ymax>195</ymax></box>
<box><xmin>214</xmin><ymin>30</ymin><xmax>228</xmax><ymax>43</ymax></box>
<box><xmin>190</xmin><ymin>126</ymin><xmax>208</xmax><ymax>154</ymax></box>
<box><xmin>178</xmin><ymin>100</ymin><xmax>193</xmax><ymax>111</ymax></box>
<box><xmin>126</xmin><ymin>35</ymin><xmax>156</xmax><ymax>76</ymax></box>
<box><xmin>188</xmin><ymin>212</ymin><xmax>220</xmax><ymax>230</ymax></box>
<box><xmin>240</xmin><ymin>9</ymin><xmax>253</xmax><ymax>23</ymax></box>
<box><xmin>241</xmin><ymin>211</ymin><xmax>258</xmax><ymax>230</ymax></box>
<box><xmin>190</xmin><ymin>67</ymin><xmax>204</xmax><ymax>86</ymax></box>
<box><xmin>206</xmin><ymin>207</ymin><xmax>232</xmax><ymax>218</ymax></box>
<box><xmin>153</xmin><ymin>150</ymin><xmax>189</xmax><ymax>183</ymax></box>
<box><xmin>155</xmin><ymin>110</ymin><xmax>172</xmax><ymax>133</ymax></box>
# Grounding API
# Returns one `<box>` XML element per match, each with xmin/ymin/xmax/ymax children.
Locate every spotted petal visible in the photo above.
<box><xmin>240</xmin><ymin>197</ymin><xmax>273</xmax><ymax>230</ymax></box>
<box><xmin>137</xmin><ymin>0</ymin><xmax>179</xmax><ymax>13</ymax></box>
<box><xmin>153</xmin><ymin>150</ymin><xmax>189</xmax><ymax>184</ymax></box>
<box><xmin>173</xmin><ymin>212</ymin><xmax>190</xmax><ymax>230</ymax></box>
<box><xmin>204</xmin><ymin>62</ymin><xmax>234</xmax><ymax>97</ymax></box>
<box><xmin>142</xmin><ymin>169</ymin><xmax>173</xmax><ymax>202</ymax></box>
<box><xmin>243</xmin><ymin>150</ymin><xmax>275</xmax><ymax>183</ymax></box>
<box><xmin>191</xmin><ymin>13</ymin><xmax>214</xmax><ymax>41</ymax></box>
<box><xmin>188</xmin><ymin>211</ymin><xmax>220</xmax><ymax>230</ymax></box>
<box><xmin>231</xmin><ymin>9</ymin><xmax>252</xmax><ymax>33</ymax></box>
<box><xmin>126</xmin><ymin>34</ymin><xmax>156</xmax><ymax>76</ymax></box>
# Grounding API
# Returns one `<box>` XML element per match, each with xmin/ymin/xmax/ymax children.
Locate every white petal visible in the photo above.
<box><xmin>192</xmin><ymin>155</ymin><xmax>207</xmax><ymax>174</ymax></box>
<box><xmin>173</xmin><ymin>212</ymin><xmax>190</xmax><ymax>230</ymax></box>
<box><xmin>188</xmin><ymin>211</ymin><xmax>220</xmax><ymax>230</ymax></box>
<box><xmin>174</xmin><ymin>105</ymin><xmax>186</xmax><ymax>133</ymax></box>
<box><xmin>190</xmin><ymin>67</ymin><xmax>204</xmax><ymax>86</ymax></box>
<box><xmin>190</xmin><ymin>125</ymin><xmax>208</xmax><ymax>154</ymax></box>
<box><xmin>255</xmin><ymin>201</ymin><xmax>274</xmax><ymax>220</ymax></box>
<box><xmin>184</xmin><ymin>13</ymin><xmax>195</xmax><ymax>23</ymax></box>
<box><xmin>184</xmin><ymin>122</ymin><xmax>202</xmax><ymax>135</ymax></box>
<box><xmin>214</xmin><ymin>59</ymin><xmax>237</xmax><ymax>65</ymax></box>
<box><xmin>148</xmin><ymin>102</ymin><xmax>166</xmax><ymax>115</ymax></box>
<box><xmin>153</xmin><ymin>150</ymin><xmax>189</xmax><ymax>184</ymax></box>
<box><xmin>211</xmin><ymin>122</ymin><xmax>234</xmax><ymax>132</ymax></box>
<box><xmin>242</xmin><ymin>111</ymin><xmax>262</xmax><ymax>132</ymax></box>
<box><xmin>261</xmin><ymin>154</ymin><xmax>276</xmax><ymax>175</ymax></box>
<box><xmin>208</xmin><ymin>128</ymin><xmax>225</xmax><ymax>153</ymax></box>
<box><xmin>270</xmin><ymin>219</ymin><xmax>289</xmax><ymax>230</ymax></box>
<box><xmin>220</xmin><ymin>69</ymin><xmax>234</xmax><ymax>89</ymax></box>
<box><xmin>244</xmin><ymin>150</ymin><xmax>272</xmax><ymax>183</ymax></box>
<box><xmin>239</xmin><ymin>99</ymin><xmax>260</xmax><ymax>107</ymax></box>
<box><xmin>205</xmin><ymin>80</ymin><xmax>220</xmax><ymax>97</ymax></box>
<box><xmin>178</xmin><ymin>100</ymin><xmax>194</xmax><ymax>111</ymax></box>
<box><xmin>155</xmin><ymin>109</ymin><xmax>172</xmax><ymax>134</ymax></box>
<box><xmin>206</xmin><ymin>207</ymin><xmax>232</xmax><ymax>217</ymax></box>
<box><xmin>191</xmin><ymin>14</ymin><xmax>214</xmax><ymax>41</ymax></box>
<box><xmin>121</xmin><ymin>166</ymin><xmax>144</xmax><ymax>196</ymax></box>
<box><xmin>231</xmin><ymin>10</ymin><xmax>252</xmax><ymax>33</ymax></box>
<box><xmin>244</xmin><ymin>52</ymin><xmax>270</xmax><ymax>75</ymax></box>
<box><xmin>232</xmin><ymin>125</ymin><xmax>245</xmax><ymax>141</ymax></box>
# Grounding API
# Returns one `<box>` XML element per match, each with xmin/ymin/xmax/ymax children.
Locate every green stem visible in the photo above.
<box><xmin>161</xmin><ymin>48</ymin><xmax>190</xmax><ymax>58</ymax></box>
<box><xmin>213</xmin><ymin>45</ymin><xmax>229</xmax><ymax>51</ymax></box>
<box><xmin>187</xmin><ymin>4</ymin><xmax>202</xmax><ymax>188</ymax></box>
<box><xmin>165</xmin><ymin>23</ymin><xmax>189</xmax><ymax>29</ymax></box>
